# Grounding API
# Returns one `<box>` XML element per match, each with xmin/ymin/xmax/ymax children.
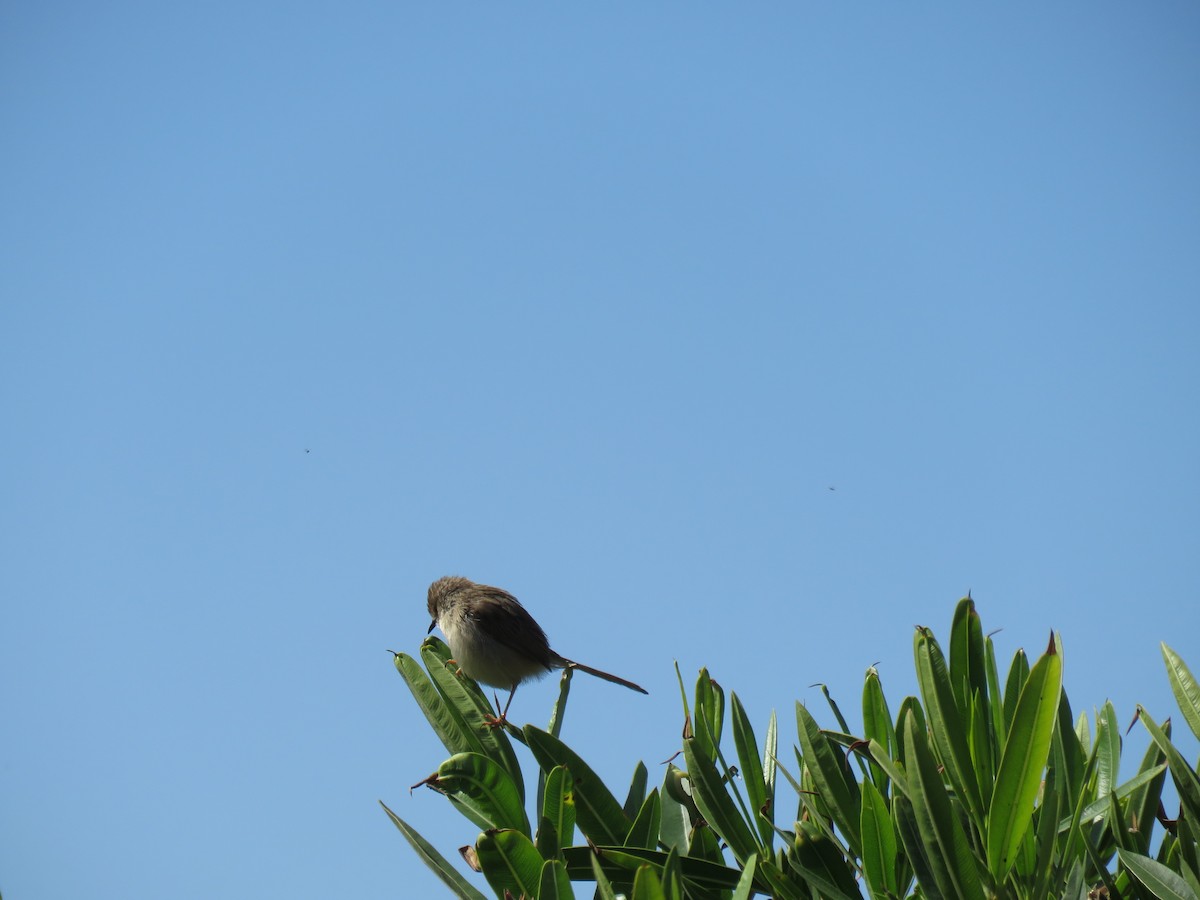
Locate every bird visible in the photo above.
<box><xmin>426</xmin><ymin>575</ymin><xmax>647</xmax><ymax>726</ymax></box>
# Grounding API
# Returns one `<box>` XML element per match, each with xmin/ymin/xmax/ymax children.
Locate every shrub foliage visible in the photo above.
<box><xmin>385</xmin><ymin>597</ymin><xmax>1200</xmax><ymax>899</ymax></box>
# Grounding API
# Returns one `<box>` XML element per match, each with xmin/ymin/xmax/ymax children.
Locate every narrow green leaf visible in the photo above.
<box><xmin>984</xmin><ymin>634</ymin><xmax>1006</xmax><ymax>750</ymax></box>
<box><xmin>731</xmin><ymin>692</ymin><xmax>773</xmax><ymax>849</ymax></box>
<box><xmin>863</xmin><ymin>738</ymin><xmax>909</xmax><ymax>799</ymax></box>
<box><xmin>420</xmin><ymin>640</ymin><xmax>523</xmax><ymax>800</ymax></box>
<box><xmin>1029</xmin><ymin>757</ymin><xmax>1061</xmax><ymax>900</ymax></box>
<box><xmin>862</xmin><ymin>667</ymin><xmax>896</xmax><ymax>794</ymax></box>
<box><xmin>1105</xmin><ymin>790</ymin><xmax>1135</xmax><ymax>855</ymax></box>
<box><xmin>688</xmin><ymin>821</ymin><xmax>727</xmax><ymax>866</ymax></box>
<box><xmin>1063</xmin><ymin>858</ymin><xmax>1088</xmax><ymax>900</ymax></box>
<box><xmin>625</xmin><ymin>789</ymin><xmax>663</xmax><ymax>850</ymax></box>
<box><xmin>432</xmin><ymin>752</ymin><xmax>530</xmax><ymax>835</ymax></box>
<box><xmin>787</xmin><ymin>820</ymin><xmax>862</xmax><ymax>900</ymax></box>
<box><xmin>904</xmin><ymin>712</ymin><xmax>983</xmax><ymax>899</ymax></box>
<box><xmin>659</xmin><ymin>846</ymin><xmax>685</xmax><ymax>900</ymax></box>
<box><xmin>562</xmin><ymin>846</ymin><xmax>746</xmax><ymax>893</ymax></box>
<box><xmin>392</xmin><ymin>651</ymin><xmax>486</xmax><ymax>759</ymax></box>
<box><xmin>817</xmin><ymin>682</ymin><xmax>853</xmax><ymax>737</ymax></box>
<box><xmin>658</xmin><ymin>765</ymin><xmax>693</xmax><ymax>852</ymax></box>
<box><xmin>624</xmin><ymin>761</ymin><xmax>649</xmax><ymax>820</ymax></box>
<box><xmin>694</xmin><ymin>668</ymin><xmax>725</xmax><ymax>759</ymax></box>
<box><xmin>1094</xmin><ymin>700</ymin><xmax>1122</xmax><ymax>802</ymax></box>
<box><xmin>523</xmin><ymin>725</ymin><xmax>631</xmax><ymax>846</ymax></box>
<box><xmin>1001</xmin><ymin>648</ymin><xmax>1030</xmax><ymax>733</ymax></box>
<box><xmin>795</xmin><ymin>702</ymin><xmax>862</xmax><ymax>853</ymax></box>
<box><xmin>860</xmin><ymin>779</ymin><xmax>899</xmax><ymax>898</ymax></box>
<box><xmin>949</xmin><ymin>596</ymin><xmax>988</xmax><ymax>717</ymax></box>
<box><xmin>730</xmin><ymin>853</ymin><xmax>758</xmax><ymax>900</ymax></box>
<box><xmin>1137</xmin><ymin>706</ymin><xmax>1200</xmax><ymax>825</ymax></box>
<box><xmin>379</xmin><ymin>802</ymin><xmax>489</xmax><ymax>900</ymax></box>
<box><xmin>538</xmin><ymin>859</ymin><xmax>575</xmax><ymax>900</ymax></box>
<box><xmin>1127</xmin><ymin>729</ymin><xmax>1169</xmax><ymax>854</ymax></box>
<box><xmin>537</xmin><ymin>765</ymin><xmax>576</xmax><ymax>858</ymax></box>
<box><xmin>986</xmin><ymin>631</ymin><xmax>1062</xmax><ymax>880</ymax></box>
<box><xmin>538</xmin><ymin>667</ymin><xmax>574</xmax><ymax>819</ymax></box>
<box><xmin>1120</xmin><ymin>848</ymin><xmax>1200</xmax><ymax>900</ymax></box>
<box><xmin>893</xmin><ymin>696</ymin><xmax>925</xmax><ymax>769</ymax></box>
<box><xmin>682</xmin><ymin>737</ymin><xmax>759</xmax><ymax>864</ymax></box>
<box><xmin>590</xmin><ymin>850</ymin><xmax>619</xmax><ymax>900</ymax></box>
<box><xmin>892</xmin><ymin>793</ymin><xmax>941</xmax><ymax>899</ymax></box>
<box><xmin>1163</xmin><ymin>644</ymin><xmax>1200</xmax><ymax>744</ymax></box>
<box><xmin>1055</xmin><ymin>688</ymin><xmax>1086</xmax><ymax>802</ymax></box>
<box><xmin>969</xmin><ymin>688</ymin><xmax>995</xmax><ymax>808</ymax></box>
<box><xmin>476</xmin><ymin>829</ymin><xmax>543</xmax><ymax>900</ymax></box>
<box><xmin>763</xmin><ymin>709</ymin><xmax>778</xmax><ymax>817</ymax></box>
<box><xmin>913</xmin><ymin>626</ymin><xmax>986</xmax><ymax>830</ymax></box>
<box><xmin>1061</xmin><ymin>765</ymin><xmax>1167</xmax><ymax>834</ymax></box>
<box><xmin>631</xmin><ymin>864</ymin><xmax>667</xmax><ymax>900</ymax></box>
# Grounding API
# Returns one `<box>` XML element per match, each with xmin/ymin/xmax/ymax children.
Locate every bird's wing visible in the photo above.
<box><xmin>468</xmin><ymin>584</ymin><xmax>555</xmax><ymax>669</ymax></box>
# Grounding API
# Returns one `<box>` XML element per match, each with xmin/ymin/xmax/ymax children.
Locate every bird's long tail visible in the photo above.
<box><xmin>560</xmin><ymin>659</ymin><xmax>648</xmax><ymax>694</ymax></box>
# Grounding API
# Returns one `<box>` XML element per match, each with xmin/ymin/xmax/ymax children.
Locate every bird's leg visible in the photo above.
<box><xmin>483</xmin><ymin>683</ymin><xmax>518</xmax><ymax>729</ymax></box>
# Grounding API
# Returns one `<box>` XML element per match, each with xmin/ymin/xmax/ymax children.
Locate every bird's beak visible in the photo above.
<box><xmin>427</xmin><ymin>619</ymin><xmax>437</xmax><ymax>634</ymax></box>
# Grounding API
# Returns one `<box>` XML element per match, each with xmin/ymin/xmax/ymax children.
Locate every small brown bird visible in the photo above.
<box><xmin>426</xmin><ymin>575</ymin><xmax>648</xmax><ymax>725</ymax></box>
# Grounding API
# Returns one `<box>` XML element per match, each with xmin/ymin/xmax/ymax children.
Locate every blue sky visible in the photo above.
<box><xmin>2</xmin><ymin>3</ymin><xmax>1198</xmax><ymax>897</ymax></box>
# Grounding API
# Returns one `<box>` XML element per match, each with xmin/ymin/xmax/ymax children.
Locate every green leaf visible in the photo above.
<box><xmin>1029</xmin><ymin>757</ymin><xmax>1062</xmax><ymax>900</ymax></box>
<box><xmin>682</xmin><ymin>737</ymin><xmax>759</xmax><ymax>864</ymax></box>
<box><xmin>632</xmin><ymin>864</ymin><xmax>667</xmax><ymax>900</ymax></box>
<box><xmin>624</xmin><ymin>760</ymin><xmax>649</xmax><ymax>820</ymax></box>
<box><xmin>731</xmin><ymin>854</ymin><xmax>758</xmax><ymax>900</ymax></box>
<box><xmin>863</xmin><ymin>738</ymin><xmax>909</xmax><ymax>799</ymax></box>
<box><xmin>731</xmin><ymin>692</ymin><xmax>773</xmax><ymax>849</ymax></box>
<box><xmin>379</xmin><ymin>801</ymin><xmax>489</xmax><ymax>900</ymax></box>
<box><xmin>893</xmin><ymin>696</ymin><xmax>925</xmax><ymax>769</ymax></box>
<box><xmin>430</xmin><ymin>752</ymin><xmax>530</xmax><ymax>835</ymax></box>
<box><xmin>524</xmin><ymin>725</ymin><xmax>631</xmax><ymax>846</ymax></box>
<box><xmin>787</xmin><ymin>820</ymin><xmax>862</xmax><ymax>900</ymax></box>
<box><xmin>659</xmin><ymin>846</ymin><xmax>685</xmax><ymax>900</ymax></box>
<box><xmin>893</xmin><ymin>792</ymin><xmax>940</xmax><ymax>897</ymax></box>
<box><xmin>913</xmin><ymin>626</ymin><xmax>986</xmax><ymax>830</ymax></box>
<box><xmin>903</xmin><ymin>712</ymin><xmax>983</xmax><ymax>899</ymax></box>
<box><xmin>1127</xmin><ymin>739</ymin><xmax>1169</xmax><ymax>855</ymax></box>
<box><xmin>1137</xmin><ymin>705</ymin><xmax>1200</xmax><ymax>825</ymax></box>
<box><xmin>862</xmin><ymin>667</ymin><xmax>896</xmax><ymax>795</ymax></box>
<box><xmin>969</xmin><ymin>687</ymin><xmax>995</xmax><ymax>809</ymax></box>
<box><xmin>1119</xmin><ymin>848</ymin><xmax>1200</xmax><ymax>900</ymax></box>
<box><xmin>1061</xmin><ymin>764</ymin><xmax>1167</xmax><ymax>834</ymax></box>
<box><xmin>986</xmin><ymin>631</ymin><xmax>1062</xmax><ymax>880</ymax></box>
<box><xmin>1001</xmin><ymin>648</ymin><xmax>1030</xmax><ymax>734</ymax></box>
<box><xmin>420</xmin><ymin>640</ymin><xmax>524</xmax><ymax>800</ymax></box>
<box><xmin>538</xmin><ymin>859</ymin><xmax>575</xmax><ymax>900</ymax></box>
<box><xmin>984</xmin><ymin>634</ymin><xmax>1006</xmax><ymax>751</ymax></box>
<box><xmin>694</xmin><ymin>668</ymin><xmax>725</xmax><ymax>760</ymax></box>
<box><xmin>590</xmin><ymin>850</ymin><xmax>619</xmax><ymax>900</ymax></box>
<box><xmin>538</xmin><ymin>668</ymin><xmax>575</xmax><ymax>819</ymax></box>
<box><xmin>562</xmin><ymin>846</ymin><xmax>746</xmax><ymax>894</ymax></box>
<box><xmin>537</xmin><ymin>765</ymin><xmax>576</xmax><ymax>859</ymax></box>
<box><xmin>392</xmin><ymin>651</ymin><xmax>486</xmax><ymax>759</ymax></box>
<box><xmin>795</xmin><ymin>702</ymin><xmax>862</xmax><ymax>854</ymax></box>
<box><xmin>476</xmin><ymin>829</ymin><xmax>543</xmax><ymax>900</ymax></box>
<box><xmin>949</xmin><ymin>596</ymin><xmax>988</xmax><ymax>718</ymax></box>
<box><xmin>658</xmin><ymin>765</ymin><xmax>693</xmax><ymax>852</ymax></box>
<box><xmin>1163</xmin><ymin>643</ymin><xmax>1200</xmax><ymax>744</ymax></box>
<box><xmin>860</xmin><ymin>778</ymin><xmax>899</xmax><ymax>898</ymax></box>
<box><xmin>763</xmin><ymin>709</ymin><xmax>778</xmax><ymax>817</ymax></box>
<box><xmin>625</xmin><ymin>789</ymin><xmax>663</xmax><ymax>850</ymax></box>
<box><xmin>1094</xmin><ymin>700</ymin><xmax>1122</xmax><ymax>802</ymax></box>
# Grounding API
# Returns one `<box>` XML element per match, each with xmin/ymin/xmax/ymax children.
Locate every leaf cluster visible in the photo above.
<box><xmin>385</xmin><ymin>599</ymin><xmax>1200</xmax><ymax>899</ymax></box>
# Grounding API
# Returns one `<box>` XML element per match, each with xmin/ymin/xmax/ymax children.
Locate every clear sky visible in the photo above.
<box><xmin>2</xmin><ymin>3</ymin><xmax>1198</xmax><ymax>898</ymax></box>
